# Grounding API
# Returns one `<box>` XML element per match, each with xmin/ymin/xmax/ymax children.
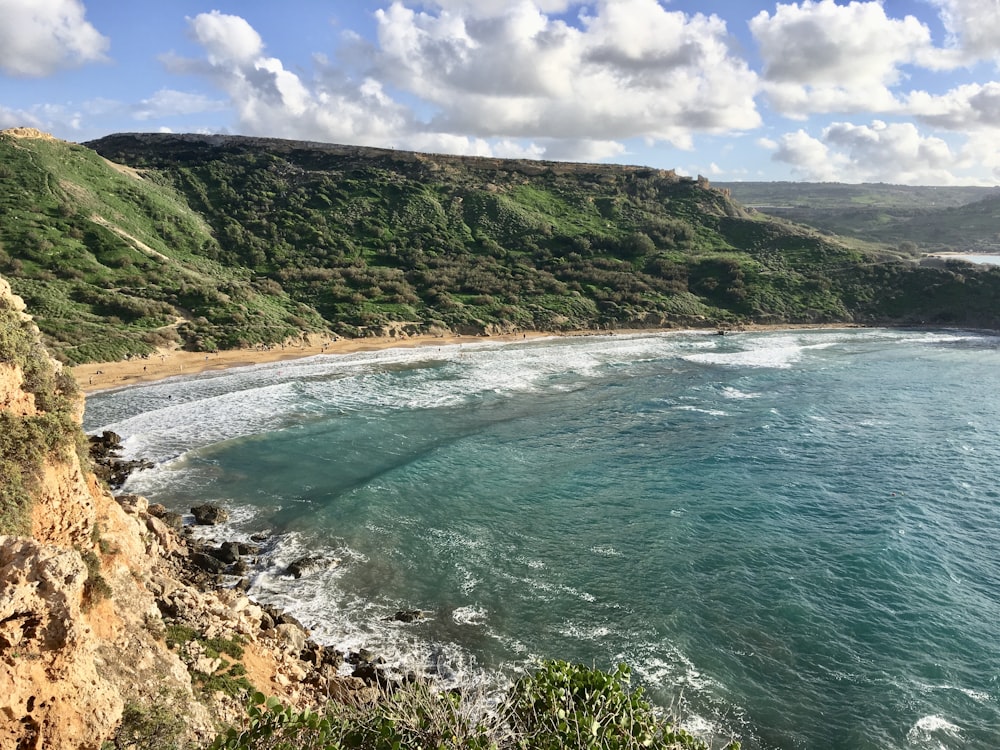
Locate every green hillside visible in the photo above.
<box><xmin>0</xmin><ymin>131</ymin><xmax>326</xmax><ymax>363</ymax></box>
<box><xmin>3</xmin><ymin>130</ymin><xmax>1000</xmax><ymax>364</ymax></box>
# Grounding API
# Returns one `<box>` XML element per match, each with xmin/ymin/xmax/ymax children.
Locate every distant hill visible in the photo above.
<box><xmin>3</xmin><ymin>129</ymin><xmax>1000</xmax><ymax>364</ymax></box>
<box><xmin>718</xmin><ymin>182</ymin><xmax>1000</xmax><ymax>251</ymax></box>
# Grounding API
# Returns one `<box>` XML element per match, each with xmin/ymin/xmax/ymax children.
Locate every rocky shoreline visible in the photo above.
<box><xmin>88</xmin><ymin>427</ymin><xmax>431</xmax><ymax>685</ymax></box>
<box><xmin>114</xmin><ymin>468</ymin><xmax>443</xmax><ymax>732</ymax></box>
<box><xmin>0</xmin><ymin>267</ymin><xmax>433</xmax><ymax>748</ymax></box>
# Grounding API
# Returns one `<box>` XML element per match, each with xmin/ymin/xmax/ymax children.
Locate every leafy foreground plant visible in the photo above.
<box><xmin>208</xmin><ymin>661</ymin><xmax>738</xmax><ymax>750</ymax></box>
<box><xmin>506</xmin><ymin>661</ymin><xmax>731</xmax><ymax>750</ymax></box>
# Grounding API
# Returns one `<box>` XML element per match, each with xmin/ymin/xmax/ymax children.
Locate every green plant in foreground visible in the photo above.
<box><xmin>208</xmin><ymin>661</ymin><xmax>733</xmax><ymax>750</ymax></box>
<box><xmin>507</xmin><ymin>661</ymin><xmax>729</xmax><ymax>750</ymax></box>
<box><xmin>209</xmin><ymin>692</ymin><xmax>340</xmax><ymax>750</ymax></box>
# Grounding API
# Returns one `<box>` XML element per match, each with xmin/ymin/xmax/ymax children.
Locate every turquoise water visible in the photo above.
<box><xmin>84</xmin><ymin>329</ymin><xmax>1000</xmax><ymax>749</ymax></box>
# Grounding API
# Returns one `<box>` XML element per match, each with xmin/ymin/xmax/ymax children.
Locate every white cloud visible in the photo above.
<box><xmin>0</xmin><ymin>101</ymin><xmax>87</xmax><ymax>134</ymax></box>
<box><xmin>165</xmin><ymin>3</ymin><xmax>760</xmax><ymax>162</ymax></box>
<box><xmin>373</xmin><ymin>0</ymin><xmax>760</xmax><ymax>148</ymax></box>
<box><xmin>0</xmin><ymin>0</ymin><xmax>109</xmax><ymax>77</ymax></box>
<box><xmin>960</xmin><ymin>132</ymin><xmax>1000</xmax><ymax>180</ymax></box>
<box><xmin>133</xmin><ymin>89</ymin><xmax>226</xmax><ymax>121</ymax></box>
<box><xmin>423</xmin><ymin>0</ymin><xmax>572</xmax><ymax>16</ymax></box>
<box><xmin>907</xmin><ymin>81</ymin><xmax>1000</xmax><ymax>131</ymax></box>
<box><xmin>769</xmin><ymin>120</ymin><xmax>972</xmax><ymax>184</ymax></box>
<box><xmin>395</xmin><ymin>132</ymin><xmax>495</xmax><ymax>156</ymax></box>
<box><xmin>768</xmin><ymin>129</ymin><xmax>844</xmax><ymax>181</ymax></box>
<box><xmin>928</xmin><ymin>0</ymin><xmax>1000</xmax><ymax>62</ymax></box>
<box><xmin>0</xmin><ymin>104</ymin><xmax>44</xmax><ymax>130</ymax></box>
<box><xmin>540</xmin><ymin>138</ymin><xmax>627</xmax><ymax>162</ymax></box>
<box><xmin>750</xmin><ymin>1</ymin><xmax>933</xmax><ymax>117</ymax></box>
<box><xmin>187</xmin><ymin>10</ymin><xmax>263</xmax><ymax>66</ymax></box>
<box><xmin>168</xmin><ymin>11</ymin><xmax>411</xmax><ymax>145</ymax></box>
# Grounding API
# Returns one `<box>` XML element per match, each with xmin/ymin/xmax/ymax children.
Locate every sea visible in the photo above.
<box><xmin>83</xmin><ymin>328</ymin><xmax>1000</xmax><ymax>750</ymax></box>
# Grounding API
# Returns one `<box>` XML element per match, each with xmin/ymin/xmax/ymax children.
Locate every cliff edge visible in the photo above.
<box><xmin>0</xmin><ymin>275</ymin><xmax>364</xmax><ymax>748</ymax></box>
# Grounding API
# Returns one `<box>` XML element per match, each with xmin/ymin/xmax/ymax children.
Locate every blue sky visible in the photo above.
<box><xmin>2</xmin><ymin>0</ymin><xmax>999</xmax><ymax>184</ymax></box>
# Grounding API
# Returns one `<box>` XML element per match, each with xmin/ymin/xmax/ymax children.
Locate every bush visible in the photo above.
<box><xmin>507</xmin><ymin>661</ymin><xmax>726</xmax><ymax>750</ymax></box>
<box><xmin>80</xmin><ymin>548</ymin><xmax>112</xmax><ymax>610</ymax></box>
<box><xmin>208</xmin><ymin>693</ymin><xmax>340</xmax><ymax>750</ymax></box>
<box><xmin>208</xmin><ymin>662</ymin><xmax>732</xmax><ymax>750</ymax></box>
<box><xmin>107</xmin><ymin>696</ymin><xmax>189</xmax><ymax>750</ymax></box>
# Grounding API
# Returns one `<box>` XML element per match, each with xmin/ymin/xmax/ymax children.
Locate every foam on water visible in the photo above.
<box><xmin>85</xmin><ymin>328</ymin><xmax>1000</xmax><ymax>750</ymax></box>
<box><xmin>907</xmin><ymin>715</ymin><xmax>963</xmax><ymax>747</ymax></box>
<box><xmin>452</xmin><ymin>606</ymin><xmax>488</xmax><ymax>626</ymax></box>
<box><xmin>682</xmin><ymin>334</ymin><xmax>809</xmax><ymax>369</ymax></box>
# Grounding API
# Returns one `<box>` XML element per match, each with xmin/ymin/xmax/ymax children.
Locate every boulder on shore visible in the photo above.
<box><xmin>283</xmin><ymin>555</ymin><xmax>332</xmax><ymax>579</ymax></box>
<box><xmin>388</xmin><ymin>609</ymin><xmax>425</xmax><ymax>624</ymax></box>
<box><xmin>191</xmin><ymin>503</ymin><xmax>229</xmax><ymax>525</ymax></box>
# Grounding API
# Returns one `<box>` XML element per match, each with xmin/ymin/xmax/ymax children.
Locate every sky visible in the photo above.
<box><xmin>1</xmin><ymin>0</ymin><xmax>999</xmax><ymax>185</ymax></box>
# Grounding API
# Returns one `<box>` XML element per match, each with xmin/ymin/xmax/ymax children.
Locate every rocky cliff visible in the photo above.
<box><xmin>0</xmin><ymin>277</ymin><xmax>370</xmax><ymax>749</ymax></box>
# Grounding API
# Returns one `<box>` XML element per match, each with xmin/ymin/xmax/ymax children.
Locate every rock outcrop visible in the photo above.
<box><xmin>0</xmin><ymin>277</ymin><xmax>212</xmax><ymax>749</ymax></box>
<box><xmin>0</xmin><ymin>275</ymin><xmax>397</xmax><ymax>748</ymax></box>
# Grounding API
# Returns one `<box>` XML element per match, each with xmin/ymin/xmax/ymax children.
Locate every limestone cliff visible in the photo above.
<box><xmin>0</xmin><ymin>276</ymin><xmax>368</xmax><ymax>749</ymax></box>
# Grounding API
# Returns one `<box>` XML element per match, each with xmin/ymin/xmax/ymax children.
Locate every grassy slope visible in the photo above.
<box><xmin>4</xmin><ymin>131</ymin><xmax>1000</xmax><ymax>364</ymax></box>
<box><xmin>0</xmin><ymin>132</ymin><xmax>327</xmax><ymax>364</ymax></box>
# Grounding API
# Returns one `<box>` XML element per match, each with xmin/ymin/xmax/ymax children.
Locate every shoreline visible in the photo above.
<box><xmin>72</xmin><ymin>323</ymin><xmax>863</xmax><ymax>395</ymax></box>
<box><xmin>72</xmin><ymin>331</ymin><xmax>551</xmax><ymax>394</ymax></box>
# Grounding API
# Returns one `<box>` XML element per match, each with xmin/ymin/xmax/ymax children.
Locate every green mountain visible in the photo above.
<box><xmin>718</xmin><ymin>181</ymin><xmax>1000</xmax><ymax>251</ymax></box>
<box><xmin>3</xmin><ymin>129</ymin><xmax>1000</xmax><ymax>365</ymax></box>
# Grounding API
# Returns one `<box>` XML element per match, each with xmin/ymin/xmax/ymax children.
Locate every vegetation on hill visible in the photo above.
<box><xmin>0</xmin><ymin>285</ymin><xmax>82</xmax><ymax>534</ymax></box>
<box><xmin>0</xmin><ymin>131</ymin><xmax>326</xmax><ymax>364</ymax></box>
<box><xmin>3</xmin><ymin>130</ymin><xmax>1000</xmax><ymax>364</ymax></box>
<box><xmin>718</xmin><ymin>181</ymin><xmax>1000</xmax><ymax>252</ymax></box>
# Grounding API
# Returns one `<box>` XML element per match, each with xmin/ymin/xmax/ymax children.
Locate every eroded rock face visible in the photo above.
<box><xmin>0</xmin><ymin>538</ymin><xmax>120</xmax><ymax>750</ymax></box>
<box><xmin>0</xmin><ymin>275</ymin><xmax>212</xmax><ymax>748</ymax></box>
<box><xmin>0</xmin><ymin>274</ymin><xmax>406</xmax><ymax>748</ymax></box>
<box><xmin>0</xmin><ymin>363</ymin><xmax>36</xmax><ymax>416</ymax></box>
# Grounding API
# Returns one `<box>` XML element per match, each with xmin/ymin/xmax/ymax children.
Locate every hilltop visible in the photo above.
<box><xmin>3</xmin><ymin>130</ymin><xmax>1000</xmax><ymax>364</ymax></box>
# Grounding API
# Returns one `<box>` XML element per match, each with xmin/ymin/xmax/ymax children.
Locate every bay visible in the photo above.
<box><xmin>84</xmin><ymin>328</ymin><xmax>1000</xmax><ymax>749</ymax></box>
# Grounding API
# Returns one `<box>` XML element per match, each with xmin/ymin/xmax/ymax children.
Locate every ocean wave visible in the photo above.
<box><xmin>91</xmin><ymin>331</ymin><xmax>832</xmax><ymax>466</ymax></box>
<box><xmin>452</xmin><ymin>606</ymin><xmax>488</xmax><ymax>626</ymax></box>
<box><xmin>721</xmin><ymin>386</ymin><xmax>760</xmax><ymax>400</ymax></box>
<box><xmin>681</xmin><ymin>335</ymin><xmax>809</xmax><ymax>369</ymax></box>
<box><xmin>671</xmin><ymin>405</ymin><xmax>729</xmax><ymax>417</ymax></box>
<box><xmin>906</xmin><ymin>715</ymin><xmax>963</xmax><ymax>746</ymax></box>
<box><xmin>556</xmin><ymin>621</ymin><xmax>614</xmax><ymax>641</ymax></box>
<box><xmin>590</xmin><ymin>544</ymin><xmax>623</xmax><ymax>557</ymax></box>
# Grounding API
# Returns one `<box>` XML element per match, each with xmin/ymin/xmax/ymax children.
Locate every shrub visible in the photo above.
<box><xmin>208</xmin><ymin>662</ymin><xmax>732</xmax><ymax>750</ymax></box>
<box><xmin>208</xmin><ymin>693</ymin><xmax>340</xmax><ymax>750</ymax></box>
<box><xmin>80</xmin><ymin>548</ymin><xmax>112</xmax><ymax>610</ymax></box>
<box><xmin>107</xmin><ymin>695</ymin><xmax>189</xmax><ymax>750</ymax></box>
<box><xmin>506</xmin><ymin>661</ymin><xmax>727</xmax><ymax>750</ymax></box>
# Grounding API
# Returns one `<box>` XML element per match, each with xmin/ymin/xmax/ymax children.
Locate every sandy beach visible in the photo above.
<box><xmin>71</xmin><ymin>323</ymin><xmax>860</xmax><ymax>395</ymax></box>
<box><xmin>71</xmin><ymin>331</ymin><xmax>552</xmax><ymax>394</ymax></box>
